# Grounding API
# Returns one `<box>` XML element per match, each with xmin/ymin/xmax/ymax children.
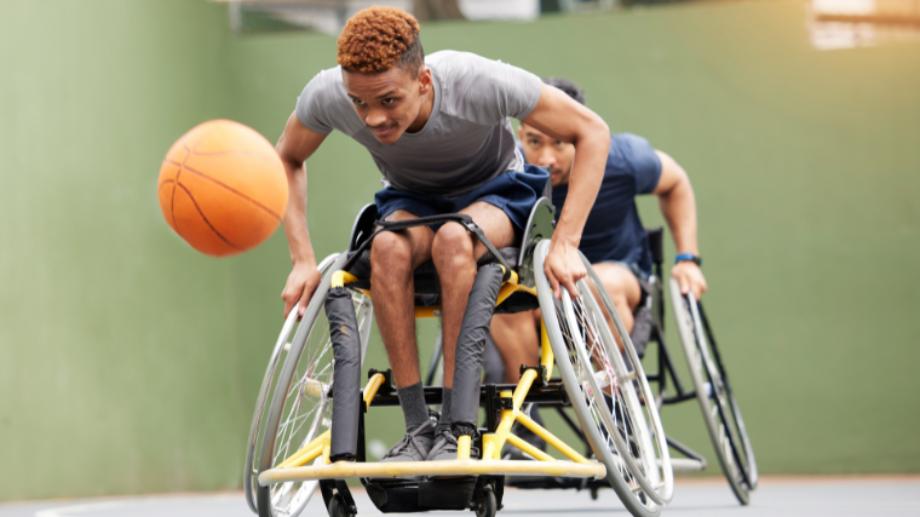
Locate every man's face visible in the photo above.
<box><xmin>342</xmin><ymin>65</ymin><xmax>432</xmax><ymax>144</ymax></box>
<box><xmin>519</xmin><ymin>124</ymin><xmax>576</xmax><ymax>187</ymax></box>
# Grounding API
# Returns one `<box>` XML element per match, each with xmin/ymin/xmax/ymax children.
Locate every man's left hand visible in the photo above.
<box><xmin>671</xmin><ymin>261</ymin><xmax>708</xmax><ymax>300</ymax></box>
<box><xmin>544</xmin><ymin>239</ymin><xmax>586</xmax><ymax>299</ymax></box>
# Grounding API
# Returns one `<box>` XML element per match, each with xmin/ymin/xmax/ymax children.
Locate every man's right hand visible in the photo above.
<box><xmin>671</xmin><ymin>261</ymin><xmax>707</xmax><ymax>300</ymax></box>
<box><xmin>281</xmin><ymin>260</ymin><xmax>321</xmax><ymax>318</ymax></box>
<box><xmin>276</xmin><ymin>111</ymin><xmax>329</xmax><ymax>318</ymax></box>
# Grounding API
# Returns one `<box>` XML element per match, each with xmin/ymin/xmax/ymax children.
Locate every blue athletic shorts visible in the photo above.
<box><xmin>374</xmin><ymin>164</ymin><xmax>549</xmax><ymax>235</ymax></box>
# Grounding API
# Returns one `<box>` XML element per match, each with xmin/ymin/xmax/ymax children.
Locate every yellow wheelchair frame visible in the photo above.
<box><xmin>249</xmin><ymin>199</ymin><xmax>671</xmax><ymax>517</ymax></box>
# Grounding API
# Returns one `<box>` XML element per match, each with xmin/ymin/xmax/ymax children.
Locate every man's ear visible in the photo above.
<box><xmin>417</xmin><ymin>66</ymin><xmax>432</xmax><ymax>94</ymax></box>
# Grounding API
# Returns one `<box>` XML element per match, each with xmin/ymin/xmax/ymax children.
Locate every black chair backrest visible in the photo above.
<box><xmin>638</xmin><ymin>227</ymin><xmax>667</xmax><ymax>339</ymax></box>
<box><xmin>348</xmin><ymin>203</ymin><xmax>379</xmax><ymax>252</ymax></box>
<box><xmin>645</xmin><ymin>227</ymin><xmax>664</xmax><ymax>272</ymax></box>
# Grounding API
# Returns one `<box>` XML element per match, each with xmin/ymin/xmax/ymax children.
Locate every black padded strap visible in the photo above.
<box><xmin>326</xmin><ymin>287</ymin><xmax>362</xmax><ymax>461</ymax></box>
<box><xmin>450</xmin><ymin>263</ymin><xmax>504</xmax><ymax>427</ymax></box>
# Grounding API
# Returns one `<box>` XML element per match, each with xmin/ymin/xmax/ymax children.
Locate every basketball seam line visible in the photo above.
<box><xmin>178</xmin><ymin>162</ymin><xmax>283</xmax><ymax>220</ymax></box>
<box><xmin>171</xmin><ymin>145</ymin><xmax>282</xmax><ymax>220</ymax></box>
<box><xmin>175</xmin><ymin>182</ymin><xmax>242</xmax><ymax>251</ymax></box>
<box><xmin>169</xmin><ymin>147</ymin><xmax>190</xmax><ymax>232</ymax></box>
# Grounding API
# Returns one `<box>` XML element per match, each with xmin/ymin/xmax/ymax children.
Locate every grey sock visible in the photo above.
<box><xmin>397</xmin><ymin>382</ymin><xmax>429</xmax><ymax>431</ymax></box>
<box><xmin>439</xmin><ymin>388</ymin><xmax>453</xmax><ymax>429</ymax></box>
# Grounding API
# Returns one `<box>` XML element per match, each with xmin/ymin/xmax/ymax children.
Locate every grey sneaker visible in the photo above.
<box><xmin>382</xmin><ymin>418</ymin><xmax>436</xmax><ymax>462</ymax></box>
<box><xmin>426</xmin><ymin>426</ymin><xmax>479</xmax><ymax>461</ymax></box>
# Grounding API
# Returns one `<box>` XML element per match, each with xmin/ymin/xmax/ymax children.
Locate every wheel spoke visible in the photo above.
<box><xmin>532</xmin><ymin>241</ymin><xmax>674</xmax><ymax>512</ymax></box>
<box><xmin>560</xmin><ymin>288</ymin><xmax>662</xmax><ymax>507</ymax></box>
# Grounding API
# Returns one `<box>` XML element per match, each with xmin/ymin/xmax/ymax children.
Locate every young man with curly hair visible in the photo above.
<box><xmin>491</xmin><ymin>77</ymin><xmax>708</xmax><ymax>386</ymax></box>
<box><xmin>276</xmin><ymin>7</ymin><xmax>610</xmax><ymax>462</ymax></box>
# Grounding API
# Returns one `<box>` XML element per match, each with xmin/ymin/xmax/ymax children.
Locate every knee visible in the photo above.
<box><xmin>431</xmin><ymin>222</ymin><xmax>473</xmax><ymax>269</ymax></box>
<box><xmin>601</xmin><ymin>273</ymin><xmax>633</xmax><ymax>303</ymax></box>
<box><xmin>599</xmin><ymin>280</ymin><xmax>634</xmax><ymax>316</ymax></box>
<box><xmin>370</xmin><ymin>231</ymin><xmax>412</xmax><ymax>279</ymax></box>
<box><xmin>611</xmin><ymin>293</ymin><xmax>631</xmax><ymax>312</ymax></box>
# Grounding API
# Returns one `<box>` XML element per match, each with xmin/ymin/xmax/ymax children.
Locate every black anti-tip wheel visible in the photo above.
<box><xmin>474</xmin><ymin>485</ymin><xmax>497</xmax><ymax>517</ymax></box>
<box><xmin>327</xmin><ymin>494</ymin><xmax>356</xmax><ymax>517</ymax></box>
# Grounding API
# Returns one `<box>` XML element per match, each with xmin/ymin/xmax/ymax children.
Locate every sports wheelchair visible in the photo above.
<box><xmin>243</xmin><ymin>198</ymin><xmax>674</xmax><ymax>517</ymax></box>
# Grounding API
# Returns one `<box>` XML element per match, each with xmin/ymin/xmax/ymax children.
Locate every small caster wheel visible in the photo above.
<box><xmin>327</xmin><ymin>494</ymin><xmax>355</xmax><ymax>517</ymax></box>
<box><xmin>474</xmin><ymin>485</ymin><xmax>497</xmax><ymax>517</ymax></box>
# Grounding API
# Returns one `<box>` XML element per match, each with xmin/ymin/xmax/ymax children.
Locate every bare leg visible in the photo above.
<box><xmin>492</xmin><ymin>263</ymin><xmax>640</xmax><ymax>381</ymax></box>
<box><xmin>591</xmin><ymin>262</ymin><xmax>642</xmax><ymax>333</ymax></box>
<box><xmin>490</xmin><ymin>311</ymin><xmax>539</xmax><ymax>383</ymax></box>
<box><xmin>431</xmin><ymin>202</ymin><xmax>515</xmax><ymax>390</ymax></box>
<box><xmin>370</xmin><ymin>210</ymin><xmax>434</xmax><ymax>388</ymax></box>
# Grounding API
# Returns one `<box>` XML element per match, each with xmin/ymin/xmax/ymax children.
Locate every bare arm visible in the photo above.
<box><xmin>653</xmin><ymin>151</ymin><xmax>707</xmax><ymax>297</ymax></box>
<box><xmin>523</xmin><ymin>84</ymin><xmax>611</xmax><ymax>297</ymax></box>
<box><xmin>654</xmin><ymin>151</ymin><xmax>697</xmax><ymax>254</ymax></box>
<box><xmin>277</xmin><ymin>111</ymin><xmax>329</xmax><ymax>316</ymax></box>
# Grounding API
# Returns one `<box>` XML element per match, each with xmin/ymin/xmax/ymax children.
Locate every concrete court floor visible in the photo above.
<box><xmin>1</xmin><ymin>477</ymin><xmax>918</xmax><ymax>517</ymax></box>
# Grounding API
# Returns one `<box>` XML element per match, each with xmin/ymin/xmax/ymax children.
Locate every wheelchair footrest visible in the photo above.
<box><xmin>258</xmin><ymin>459</ymin><xmax>606</xmax><ymax>485</ymax></box>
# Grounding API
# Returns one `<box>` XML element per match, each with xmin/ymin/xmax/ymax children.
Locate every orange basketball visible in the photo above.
<box><xmin>157</xmin><ymin>119</ymin><xmax>288</xmax><ymax>257</ymax></box>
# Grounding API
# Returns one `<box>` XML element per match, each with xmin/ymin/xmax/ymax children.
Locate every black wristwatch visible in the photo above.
<box><xmin>674</xmin><ymin>253</ymin><xmax>702</xmax><ymax>266</ymax></box>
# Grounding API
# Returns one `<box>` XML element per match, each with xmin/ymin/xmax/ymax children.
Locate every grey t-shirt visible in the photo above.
<box><xmin>295</xmin><ymin>50</ymin><xmax>543</xmax><ymax>195</ymax></box>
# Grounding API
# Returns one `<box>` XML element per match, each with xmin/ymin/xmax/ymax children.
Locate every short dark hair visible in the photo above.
<box><xmin>337</xmin><ymin>7</ymin><xmax>424</xmax><ymax>75</ymax></box>
<box><xmin>543</xmin><ymin>77</ymin><xmax>586</xmax><ymax>105</ymax></box>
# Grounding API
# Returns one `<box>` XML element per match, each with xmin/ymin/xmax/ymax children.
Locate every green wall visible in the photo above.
<box><xmin>0</xmin><ymin>0</ymin><xmax>245</xmax><ymax>499</ymax></box>
<box><xmin>1</xmin><ymin>0</ymin><xmax>918</xmax><ymax>500</ymax></box>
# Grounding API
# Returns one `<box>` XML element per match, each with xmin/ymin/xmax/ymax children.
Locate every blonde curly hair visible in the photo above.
<box><xmin>337</xmin><ymin>6</ymin><xmax>424</xmax><ymax>74</ymax></box>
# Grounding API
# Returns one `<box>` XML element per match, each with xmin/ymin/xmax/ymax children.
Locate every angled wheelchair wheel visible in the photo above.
<box><xmin>255</xmin><ymin>254</ymin><xmax>374</xmax><ymax>517</ymax></box>
<box><xmin>581</xmin><ymin>261</ymin><xmax>674</xmax><ymax>504</ymax></box>
<box><xmin>668</xmin><ymin>278</ymin><xmax>758</xmax><ymax>505</ymax></box>
<box><xmin>535</xmin><ymin>240</ymin><xmax>671</xmax><ymax>517</ymax></box>
<box><xmin>243</xmin><ymin>255</ymin><xmax>340</xmax><ymax>513</ymax></box>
